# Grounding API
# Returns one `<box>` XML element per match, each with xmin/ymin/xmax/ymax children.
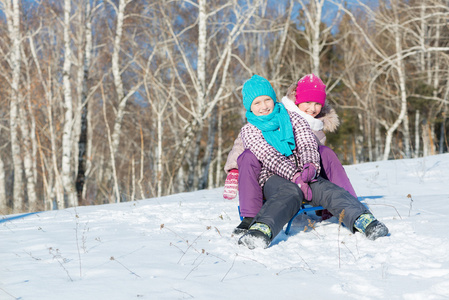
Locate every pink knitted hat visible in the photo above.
<box><xmin>295</xmin><ymin>74</ymin><xmax>326</xmax><ymax>106</ymax></box>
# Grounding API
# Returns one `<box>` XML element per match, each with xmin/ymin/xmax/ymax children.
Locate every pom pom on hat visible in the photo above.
<box><xmin>295</xmin><ymin>74</ymin><xmax>326</xmax><ymax>106</ymax></box>
<box><xmin>242</xmin><ymin>75</ymin><xmax>277</xmax><ymax>111</ymax></box>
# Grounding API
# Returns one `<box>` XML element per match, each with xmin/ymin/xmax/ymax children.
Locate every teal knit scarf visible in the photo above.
<box><xmin>246</xmin><ymin>102</ymin><xmax>296</xmax><ymax>156</ymax></box>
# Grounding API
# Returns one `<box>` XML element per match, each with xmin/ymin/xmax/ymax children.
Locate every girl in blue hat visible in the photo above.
<box><xmin>234</xmin><ymin>75</ymin><xmax>388</xmax><ymax>249</ymax></box>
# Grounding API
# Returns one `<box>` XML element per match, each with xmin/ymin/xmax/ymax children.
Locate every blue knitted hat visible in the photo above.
<box><xmin>242</xmin><ymin>75</ymin><xmax>277</xmax><ymax>111</ymax></box>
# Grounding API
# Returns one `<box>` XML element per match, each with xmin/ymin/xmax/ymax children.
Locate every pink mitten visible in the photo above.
<box><xmin>292</xmin><ymin>172</ymin><xmax>312</xmax><ymax>201</ymax></box>
<box><xmin>223</xmin><ymin>169</ymin><xmax>239</xmax><ymax>200</ymax></box>
<box><xmin>295</xmin><ymin>176</ymin><xmax>313</xmax><ymax>201</ymax></box>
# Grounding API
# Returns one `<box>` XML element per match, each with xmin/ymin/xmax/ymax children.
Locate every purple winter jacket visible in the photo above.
<box><xmin>240</xmin><ymin>111</ymin><xmax>320</xmax><ymax>187</ymax></box>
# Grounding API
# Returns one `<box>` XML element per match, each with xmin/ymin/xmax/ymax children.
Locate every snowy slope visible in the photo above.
<box><xmin>1</xmin><ymin>154</ymin><xmax>449</xmax><ymax>300</ymax></box>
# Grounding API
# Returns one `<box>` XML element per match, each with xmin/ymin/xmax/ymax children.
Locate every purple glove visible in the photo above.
<box><xmin>301</xmin><ymin>163</ymin><xmax>317</xmax><ymax>183</ymax></box>
<box><xmin>294</xmin><ymin>176</ymin><xmax>313</xmax><ymax>201</ymax></box>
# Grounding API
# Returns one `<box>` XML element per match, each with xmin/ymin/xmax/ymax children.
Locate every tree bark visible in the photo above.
<box><xmin>382</xmin><ymin>1</ymin><xmax>409</xmax><ymax>160</ymax></box>
<box><xmin>198</xmin><ymin>106</ymin><xmax>218</xmax><ymax>190</ymax></box>
<box><xmin>415</xmin><ymin>110</ymin><xmax>420</xmax><ymax>158</ymax></box>
<box><xmin>75</xmin><ymin>0</ymin><xmax>94</xmax><ymax>205</ymax></box>
<box><xmin>62</xmin><ymin>0</ymin><xmax>78</xmax><ymax>207</ymax></box>
<box><xmin>19</xmin><ymin>97</ymin><xmax>38</xmax><ymax>211</ymax></box>
<box><xmin>7</xmin><ymin>0</ymin><xmax>24</xmax><ymax>212</ymax></box>
<box><xmin>187</xmin><ymin>0</ymin><xmax>207</xmax><ymax>190</ymax></box>
<box><xmin>0</xmin><ymin>153</ymin><xmax>6</xmax><ymax>213</ymax></box>
<box><xmin>109</xmin><ymin>0</ymin><xmax>127</xmax><ymax>163</ymax></box>
<box><xmin>105</xmin><ymin>0</ymin><xmax>140</xmax><ymax>197</ymax></box>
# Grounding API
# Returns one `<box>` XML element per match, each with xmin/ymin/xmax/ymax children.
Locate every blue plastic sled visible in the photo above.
<box><xmin>284</xmin><ymin>196</ymin><xmax>383</xmax><ymax>235</ymax></box>
<box><xmin>239</xmin><ymin>196</ymin><xmax>383</xmax><ymax>234</ymax></box>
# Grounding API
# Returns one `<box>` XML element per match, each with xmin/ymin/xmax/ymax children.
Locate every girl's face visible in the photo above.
<box><xmin>251</xmin><ymin>95</ymin><xmax>275</xmax><ymax>116</ymax></box>
<box><xmin>297</xmin><ymin>101</ymin><xmax>322</xmax><ymax>118</ymax></box>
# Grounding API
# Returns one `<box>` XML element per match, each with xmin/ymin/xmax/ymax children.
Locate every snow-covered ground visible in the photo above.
<box><xmin>1</xmin><ymin>154</ymin><xmax>449</xmax><ymax>300</ymax></box>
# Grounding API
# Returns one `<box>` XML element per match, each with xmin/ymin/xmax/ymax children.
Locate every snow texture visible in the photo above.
<box><xmin>1</xmin><ymin>154</ymin><xmax>449</xmax><ymax>299</ymax></box>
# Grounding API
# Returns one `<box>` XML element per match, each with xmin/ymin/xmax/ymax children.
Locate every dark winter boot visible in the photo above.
<box><xmin>321</xmin><ymin>209</ymin><xmax>333</xmax><ymax>221</ymax></box>
<box><xmin>365</xmin><ymin>220</ymin><xmax>389</xmax><ymax>240</ymax></box>
<box><xmin>238</xmin><ymin>223</ymin><xmax>271</xmax><ymax>250</ymax></box>
<box><xmin>233</xmin><ymin>217</ymin><xmax>254</xmax><ymax>235</ymax></box>
<box><xmin>354</xmin><ymin>213</ymin><xmax>389</xmax><ymax>240</ymax></box>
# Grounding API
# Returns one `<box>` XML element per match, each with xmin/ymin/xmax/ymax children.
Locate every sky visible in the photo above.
<box><xmin>1</xmin><ymin>152</ymin><xmax>449</xmax><ymax>299</ymax></box>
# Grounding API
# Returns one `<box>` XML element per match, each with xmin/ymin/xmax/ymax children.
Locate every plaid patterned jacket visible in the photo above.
<box><xmin>240</xmin><ymin>111</ymin><xmax>320</xmax><ymax>187</ymax></box>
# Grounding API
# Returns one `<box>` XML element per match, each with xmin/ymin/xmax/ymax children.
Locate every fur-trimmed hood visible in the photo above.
<box><xmin>316</xmin><ymin>103</ymin><xmax>340</xmax><ymax>133</ymax></box>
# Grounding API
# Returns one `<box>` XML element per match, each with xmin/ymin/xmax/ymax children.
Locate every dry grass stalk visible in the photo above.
<box><xmin>407</xmin><ymin>194</ymin><xmax>413</xmax><ymax>217</ymax></box>
<box><xmin>303</xmin><ymin>219</ymin><xmax>321</xmax><ymax>238</ymax></box>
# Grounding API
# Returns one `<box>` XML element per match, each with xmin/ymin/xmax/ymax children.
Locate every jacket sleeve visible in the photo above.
<box><xmin>240</xmin><ymin>124</ymin><xmax>298</xmax><ymax>181</ymax></box>
<box><xmin>290</xmin><ymin>112</ymin><xmax>321</xmax><ymax>173</ymax></box>
<box><xmin>223</xmin><ymin>132</ymin><xmax>245</xmax><ymax>174</ymax></box>
<box><xmin>312</xmin><ymin>129</ymin><xmax>326</xmax><ymax>145</ymax></box>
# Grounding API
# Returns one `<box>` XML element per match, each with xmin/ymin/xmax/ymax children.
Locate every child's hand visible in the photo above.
<box><xmin>300</xmin><ymin>163</ymin><xmax>317</xmax><ymax>183</ymax></box>
<box><xmin>223</xmin><ymin>169</ymin><xmax>239</xmax><ymax>200</ymax></box>
<box><xmin>294</xmin><ymin>177</ymin><xmax>313</xmax><ymax>201</ymax></box>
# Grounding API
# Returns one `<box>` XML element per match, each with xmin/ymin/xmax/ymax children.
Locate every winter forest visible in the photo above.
<box><xmin>0</xmin><ymin>0</ymin><xmax>448</xmax><ymax>214</ymax></box>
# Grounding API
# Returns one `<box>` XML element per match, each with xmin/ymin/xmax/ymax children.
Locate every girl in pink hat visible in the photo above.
<box><xmin>233</xmin><ymin>74</ymin><xmax>387</xmax><ymax>249</ymax></box>
<box><xmin>224</xmin><ymin>74</ymin><xmax>357</xmax><ymax>233</ymax></box>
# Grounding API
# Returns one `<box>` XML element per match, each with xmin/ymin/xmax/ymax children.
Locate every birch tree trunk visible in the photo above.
<box><xmin>415</xmin><ymin>110</ymin><xmax>420</xmax><ymax>158</ymax></box>
<box><xmin>403</xmin><ymin>113</ymin><xmax>411</xmax><ymax>159</ymax></box>
<box><xmin>75</xmin><ymin>0</ymin><xmax>94</xmax><ymax>204</ymax></box>
<box><xmin>0</xmin><ymin>153</ymin><xmax>6</xmax><ymax>213</ymax></box>
<box><xmin>307</xmin><ymin>0</ymin><xmax>324</xmax><ymax>76</ymax></box>
<box><xmin>25</xmin><ymin>71</ymin><xmax>38</xmax><ymax>192</ymax></box>
<box><xmin>18</xmin><ymin>96</ymin><xmax>38</xmax><ymax>211</ymax></box>
<box><xmin>270</xmin><ymin>0</ymin><xmax>293</xmax><ymax>79</ymax></box>
<box><xmin>422</xmin><ymin>121</ymin><xmax>430</xmax><ymax>157</ymax></box>
<box><xmin>198</xmin><ymin>107</ymin><xmax>218</xmax><ymax>189</ymax></box>
<box><xmin>62</xmin><ymin>0</ymin><xmax>78</xmax><ymax>207</ymax></box>
<box><xmin>440</xmin><ymin>109</ymin><xmax>447</xmax><ymax>154</ymax></box>
<box><xmin>214</xmin><ymin>101</ymin><xmax>223</xmax><ymax>189</ymax></box>
<box><xmin>156</xmin><ymin>110</ymin><xmax>163</xmax><ymax>198</ymax></box>
<box><xmin>109</xmin><ymin>0</ymin><xmax>127</xmax><ymax>159</ymax></box>
<box><xmin>186</xmin><ymin>0</ymin><xmax>207</xmax><ymax>190</ymax></box>
<box><xmin>28</xmin><ymin>32</ymin><xmax>62</xmax><ymax>210</ymax></box>
<box><xmin>197</xmin><ymin>0</ymin><xmax>206</xmax><ymax>108</ymax></box>
<box><xmin>142</xmin><ymin>53</ymin><xmax>166</xmax><ymax>198</ymax></box>
<box><xmin>366</xmin><ymin>110</ymin><xmax>373</xmax><ymax>162</ymax></box>
<box><xmin>49</xmin><ymin>87</ymin><xmax>65</xmax><ymax>210</ymax></box>
<box><xmin>355</xmin><ymin>113</ymin><xmax>364</xmax><ymax>163</ymax></box>
<box><xmin>20</xmin><ymin>51</ymin><xmax>39</xmax><ymax>211</ymax></box>
<box><xmin>375</xmin><ymin>123</ymin><xmax>382</xmax><ymax>161</ymax></box>
<box><xmin>137</xmin><ymin>125</ymin><xmax>145</xmax><ymax>200</ymax></box>
<box><xmin>382</xmin><ymin>1</ymin><xmax>409</xmax><ymax>160</ymax></box>
<box><xmin>105</xmin><ymin>0</ymin><xmax>139</xmax><ymax>197</ymax></box>
<box><xmin>440</xmin><ymin>76</ymin><xmax>449</xmax><ymax>153</ymax></box>
<box><xmin>5</xmin><ymin>0</ymin><xmax>24</xmax><ymax>212</ymax></box>
<box><xmin>430</xmin><ymin>14</ymin><xmax>441</xmax><ymax>155</ymax></box>
<box><xmin>297</xmin><ymin>0</ymin><xmax>340</xmax><ymax>76</ymax></box>
<box><xmin>170</xmin><ymin>0</ymin><xmax>262</xmax><ymax>189</ymax></box>
<box><xmin>419</xmin><ymin>3</ymin><xmax>427</xmax><ymax>75</ymax></box>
